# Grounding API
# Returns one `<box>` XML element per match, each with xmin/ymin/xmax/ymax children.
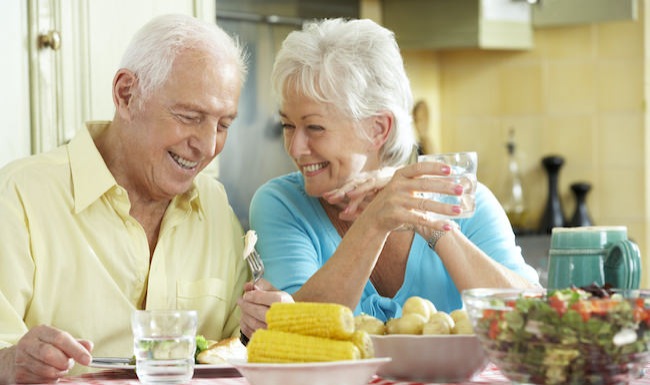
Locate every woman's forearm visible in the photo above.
<box><xmin>434</xmin><ymin>228</ymin><xmax>536</xmax><ymax>291</ymax></box>
<box><xmin>292</xmin><ymin>216</ymin><xmax>389</xmax><ymax>309</ymax></box>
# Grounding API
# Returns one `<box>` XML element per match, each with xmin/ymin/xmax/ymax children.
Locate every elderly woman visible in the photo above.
<box><xmin>238</xmin><ymin>18</ymin><xmax>538</xmax><ymax>340</ymax></box>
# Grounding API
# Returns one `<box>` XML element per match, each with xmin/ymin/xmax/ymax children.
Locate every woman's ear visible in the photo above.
<box><xmin>368</xmin><ymin>111</ymin><xmax>393</xmax><ymax>150</ymax></box>
<box><xmin>112</xmin><ymin>69</ymin><xmax>137</xmax><ymax>120</ymax></box>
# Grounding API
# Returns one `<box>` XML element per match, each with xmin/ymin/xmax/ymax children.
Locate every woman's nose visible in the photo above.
<box><xmin>286</xmin><ymin>128</ymin><xmax>309</xmax><ymax>157</ymax></box>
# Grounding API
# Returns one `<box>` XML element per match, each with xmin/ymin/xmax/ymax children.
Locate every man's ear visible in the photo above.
<box><xmin>368</xmin><ymin>111</ymin><xmax>393</xmax><ymax>150</ymax></box>
<box><xmin>112</xmin><ymin>69</ymin><xmax>137</xmax><ymax>119</ymax></box>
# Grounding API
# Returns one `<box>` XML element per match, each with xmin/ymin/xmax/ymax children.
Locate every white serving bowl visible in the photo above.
<box><xmin>229</xmin><ymin>358</ymin><xmax>391</xmax><ymax>385</ymax></box>
<box><xmin>370</xmin><ymin>334</ymin><xmax>488</xmax><ymax>382</ymax></box>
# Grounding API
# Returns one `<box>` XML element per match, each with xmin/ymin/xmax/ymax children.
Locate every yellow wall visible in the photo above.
<box><xmin>363</xmin><ymin>0</ymin><xmax>649</xmax><ymax>286</ymax></box>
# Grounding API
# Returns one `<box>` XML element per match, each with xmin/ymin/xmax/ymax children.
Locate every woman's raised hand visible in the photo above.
<box><xmin>357</xmin><ymin>161</ymin><xmax>463</xmax><ymax>234</ymax></box>
<box><xmin>321</xmin><ymin>167</ymin><xmax>397</xmax><ymax>221</ymax></box>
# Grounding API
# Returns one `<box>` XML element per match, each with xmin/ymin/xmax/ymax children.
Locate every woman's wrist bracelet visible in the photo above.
<box><xmin>427</xmin><ymin>230</ymin><xmax>448</xmax><ymax>250</ymax></box>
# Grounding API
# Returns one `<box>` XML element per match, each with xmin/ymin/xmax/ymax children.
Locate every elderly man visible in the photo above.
<box><xmin>0</xmin><ymin>14</ymin><xmax>249</xmax><ymax>384</ymax></box>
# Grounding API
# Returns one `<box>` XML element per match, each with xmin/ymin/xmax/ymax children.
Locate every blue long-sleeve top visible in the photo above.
<box><xmin>249</xmin><ymin>171</ymin><xmax>539</xmax><ymax>321</ymax></box>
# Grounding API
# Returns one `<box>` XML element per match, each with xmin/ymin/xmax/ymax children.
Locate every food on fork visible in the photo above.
<box><xmin>242</xmin><ymin>230</ymin><xmax>258</xmax><ymax>259</ymax></box>
<box><xmin>246</xmin><ymin>302</ymin><xmax>374</xmax><ymax>363</ymax></box>
<box><xmin>196</xmin><ymin>337</ymin><xmax>247</xmax><ymax>364</ymax></box>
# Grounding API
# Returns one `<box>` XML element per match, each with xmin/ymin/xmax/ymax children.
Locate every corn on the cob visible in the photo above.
<box><xmin>247</xmin><ymin>329</ymin><xmax>361</xmax><ymax>363</ymax></box>
<box><xmin>266</xmin><ymin>302</ymin><xmax>355</xmax><ymax>340</ymax></box>
<box><xmin>349</xmin><ymin>330</ymin><xmax>374</xmax><ymax>359</ymax></box>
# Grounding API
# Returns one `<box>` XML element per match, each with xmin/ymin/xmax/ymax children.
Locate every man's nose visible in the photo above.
<box><xmin>191</xmin><ymin>121</ymin><xmax>218</xmax><ymax>157</ymax></box>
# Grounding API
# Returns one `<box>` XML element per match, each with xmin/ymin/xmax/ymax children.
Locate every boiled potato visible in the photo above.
<box><xmin>386</xmin><ymin>313</ymin><xmax>427</xmax><ymax>335</ymax></box>
<box><xmin>354</xmin><ymin>314</ymin><xmax>386</xmax><ymax>335</ymax></box>
<box><xmin>452</xmin><ymin>318</ymin><xmax>474</xmax><ymax>335</ymax></box>
<box><xmin>402</xmin><ymin>296</ymin><xmax>436</xmax><ymax>321</ymax></box>
<box><xmin>429</xmin><ymin>311</ymin><xmax>455</xmax><ymax>330</ymax></box>
<box><xmin>422</xmin><ymin>318</ymin><xmax>451</xmax><ymax>335</ymax></box>
<box><xmin>450</xmin><ymin>309</ymin><xmax>470</xmax><ymax>324</ymax></box>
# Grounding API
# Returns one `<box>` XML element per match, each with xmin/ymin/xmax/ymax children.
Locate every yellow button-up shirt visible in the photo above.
<box><xmin>0</xmin><ymin>122</ymin><xmax>249</xmax><ymax>371</ymax></box>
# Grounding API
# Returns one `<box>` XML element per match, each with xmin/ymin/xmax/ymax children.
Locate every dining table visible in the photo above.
<box><xmin>47</xmin><ymin>361</ymin><xmax>650</xmax><ymax>385</ymax></box>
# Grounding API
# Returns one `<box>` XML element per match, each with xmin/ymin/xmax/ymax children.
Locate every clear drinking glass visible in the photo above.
<box><xmin>132</xmin><ymin>309</ymin><xmax>198</xmax><ymax>385</ymax></box>
<box><xmin>417</xmin><ymin>152</ymin><xmax>478</xmax><ymax>220</ymax></box>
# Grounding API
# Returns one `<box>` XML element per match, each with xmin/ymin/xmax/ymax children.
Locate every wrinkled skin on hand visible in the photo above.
<box><xmin>237</xmin><ymin>279</ymin><xmax>294</xmax><ymax>340</ymax></box>
<box><xmin>322</xmin><ymin>161</ymin><xmax>462</xmax><ymax>236</ymax></box>
<box><xmin>321</xmin><ymin>167</ymin><xmax>397</xmax><ymax>221</ymax></box>
<box><xmin>0</xmin><ymin>325</ymin><xmax>93</xmax><ymax>384</ymax></box>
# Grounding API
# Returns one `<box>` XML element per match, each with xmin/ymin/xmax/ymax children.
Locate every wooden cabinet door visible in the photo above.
<box><xmin>0</xmin><ymin>1</ymin><xmax>31</xmax><ymax>167</ymax></box>
<box><xmin>82</xmin><ymin>0</ymin><xmax>215</xmax><ymax>121</ymax></box>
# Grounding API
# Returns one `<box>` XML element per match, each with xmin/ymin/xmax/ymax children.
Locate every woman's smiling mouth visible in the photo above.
<box><xmin>302</xmin><ymin>161</ymin><xmax>329</xmax><ymax>174</ymax></box>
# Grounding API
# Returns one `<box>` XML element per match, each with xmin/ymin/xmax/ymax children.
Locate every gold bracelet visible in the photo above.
<box><xmin>427</xmin><ymin>230</ymin><xmax>448</xmax><ymax>250</ymax></box>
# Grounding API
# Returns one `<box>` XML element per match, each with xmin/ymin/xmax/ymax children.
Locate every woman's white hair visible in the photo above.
<box><xmin>271</xmin><ymin>18</ymin><xmax>416</xmax><ymax>167</ymax></box>
<box><xmin>120</xmin><ymin>14</ymin><xmax>248</xmax><ymax>108</ymax></box>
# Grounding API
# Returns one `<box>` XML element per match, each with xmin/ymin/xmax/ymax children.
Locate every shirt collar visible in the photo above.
<box><xmin>68</xmin><ymin>122</ymin><xmax>117</xmax><ymax>214</ymax></box>
<box><xmin>171</xmin><ymin>182</ymin><xmax>205</xmax><ymax>220</ymax></box>
<box><xmin>67</xmin><ymin>121</ymin><xmax>205</xmax><ymax>217</ymax></box>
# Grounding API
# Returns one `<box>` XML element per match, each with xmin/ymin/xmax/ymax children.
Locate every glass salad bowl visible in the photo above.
<box><xmin>462</xmin><ymin>287</ymin><xmax>650</xmax><ymax>385</ymax></box>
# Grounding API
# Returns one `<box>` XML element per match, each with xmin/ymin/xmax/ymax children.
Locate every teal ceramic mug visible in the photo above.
<box><xmin>546</xmin><ymin>226</ymin><xmax>641</xmax><ymax>290</ymax></box>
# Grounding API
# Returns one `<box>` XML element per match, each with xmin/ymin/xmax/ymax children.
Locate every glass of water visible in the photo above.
<box><xmin>417</xmin><ymin>152</ymin><xmax>478</xmax><ymax>220</ymax></box>
<box><xmin>132</xmin><ymin>309</ymin><xmax>198</xmax><ymax>384</ymax></box>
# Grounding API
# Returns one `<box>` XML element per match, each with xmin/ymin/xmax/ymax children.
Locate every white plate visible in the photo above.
<box><xmin>89</xmin><ymin>361</ymin><xmax>233</xmax><ymax>370</ymax></box>
<box><xmin>229</xmin><ymin>358</ymin><xmax>391</xmax><ymax>385</ymax></box>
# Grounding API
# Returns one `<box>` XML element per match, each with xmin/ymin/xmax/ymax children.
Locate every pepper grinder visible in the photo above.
<box><xmin>539</xmin><ymin>155</ymin><xmax>566</xmax><ymax>234</ymax></box>
<box><xmin>568</xmin><ymin>182</ymin><xmax>593</xmax><ymax>227</ymax></box>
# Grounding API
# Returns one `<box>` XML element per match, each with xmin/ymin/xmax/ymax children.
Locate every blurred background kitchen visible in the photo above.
<box><xmin>2</xmin><ymin>0</ymin><xmax>646</xmax><ymax>286</ymax></box>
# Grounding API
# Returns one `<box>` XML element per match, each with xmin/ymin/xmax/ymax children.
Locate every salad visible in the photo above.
<box><xmin>130</xmin><ymin>334</ymin><xmax>210</xmax><ymax>365</ymax></box>
<box><xmin>473</xmin><ymin>285</ymin><xmax>650</xmax><ymax>385</ymax></box>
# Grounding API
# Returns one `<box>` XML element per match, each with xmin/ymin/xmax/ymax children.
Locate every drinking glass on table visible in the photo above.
<box><xmin>132</xmin><ymin>309</ymin><xmax>198</xmax><ymax>385</ymax></box>
<box><xmin>418</xmin><ymin>152</ymin><xmax>478</xmax><ymax>220</ymax></box>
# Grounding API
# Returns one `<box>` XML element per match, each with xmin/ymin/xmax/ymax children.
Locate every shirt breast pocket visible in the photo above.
<box><xmin>176</xmin><ymin>278</ymin><xmax>229</xmax><ymax>314</ymax></box>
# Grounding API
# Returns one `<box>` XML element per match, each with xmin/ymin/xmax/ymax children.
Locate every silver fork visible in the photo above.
<box><xmin>245</xmin><ymin>248</ymin><xmax>264</xmax><ymax>284</ymax></box>
<box><xmin>241</xmin><ymin>246</ymin><xmax>264</xmax><ymax>347</ymax></box>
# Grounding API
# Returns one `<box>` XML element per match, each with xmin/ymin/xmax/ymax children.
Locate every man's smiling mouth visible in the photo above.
<box><xmin>169</xmin><ymin>152</ymin><xmax>198</xmax><ymax>169</ymax></box>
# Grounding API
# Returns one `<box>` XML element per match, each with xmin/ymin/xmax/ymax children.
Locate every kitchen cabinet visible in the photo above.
<box><xmin>533</xmin><ymin>0</ymin><xmax>637</xmax><ymax>27</ymax></box>
<box><xmin>0</xmin><ymin>0</ymin><xmax>214</xmax><ymax>168</ymax></box>
<box><xmin>382</xmin><ymin>0</ymin><xmax>533</xmax><ymax>50</ymax></box>
<box><xmin>381</xmin><ymin>0</ymin><xmax>637</xmax><ymax>51</ymax></box>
